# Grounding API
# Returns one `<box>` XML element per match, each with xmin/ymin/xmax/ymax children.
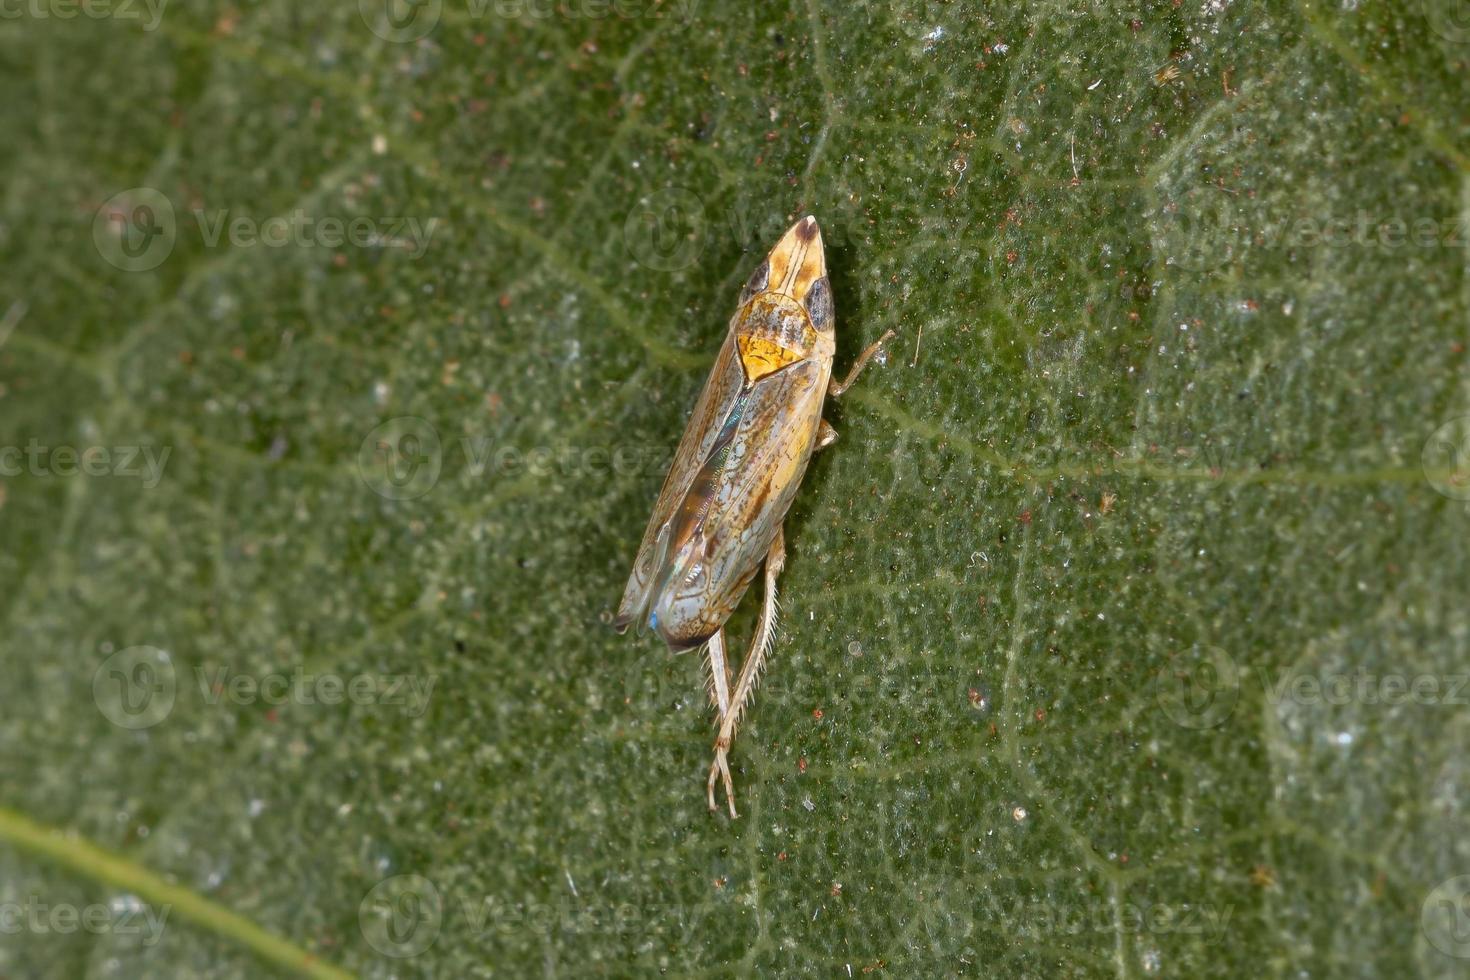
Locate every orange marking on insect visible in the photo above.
<box><xmin>737</xmin><ymin>335</ymin><xmax>804</xmax><ymax>381</ymax></box>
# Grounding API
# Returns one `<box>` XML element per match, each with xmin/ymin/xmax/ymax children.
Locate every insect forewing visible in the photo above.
<box><xmin>645</xmin><ymin>354</ymin><xmax>828</xmax><ymax>647</ymax></box>
<box><xmin>613</xmin><ymin>327</ymin><xmax>745</xmax><ymax>634</ymax></box>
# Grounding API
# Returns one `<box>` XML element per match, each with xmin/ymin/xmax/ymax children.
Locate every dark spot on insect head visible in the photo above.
<box><xmin>805</xmin><ymin>276</ymin><xmax>834</xmax><ymax>330</ymax></box>
<box><xmin>794</xmin><ymin>215</ymin><xmax>819</xmax><ymax>241</ymax></box>
<box><xmin>740</xmin><ymin>259</ymin><xmax>770</xmax><ymax>305</ymax></box>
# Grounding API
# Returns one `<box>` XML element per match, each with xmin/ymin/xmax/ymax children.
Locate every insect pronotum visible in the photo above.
<box><xmin>614</xmin><ymin>215</ymin><xmax>893</xmax><ymax>817</ymax></box>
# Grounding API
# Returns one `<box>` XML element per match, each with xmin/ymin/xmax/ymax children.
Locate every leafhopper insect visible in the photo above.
<box><xmin>614</xmin><ymin>215</ymin><xmax>893</xmax><ymax>817</ymax></box>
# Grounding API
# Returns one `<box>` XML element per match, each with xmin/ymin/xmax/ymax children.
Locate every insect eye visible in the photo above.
<box><xmin>739</xmin><ymin>260</ymin><xmax>770</xmax><ymax>305</ymax></box>
<box><xmin>805</xmin><ymin>276</ymin><xmax>834</xmax><ymax>330</ymax></box>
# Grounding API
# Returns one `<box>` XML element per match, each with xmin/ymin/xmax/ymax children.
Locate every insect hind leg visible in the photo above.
<box><xmin>708</xmin><ymin>526</ymin><xmax>786</xmax><ymax>818</ymax></box>
<box><xmin>704</xmin><ymin>629</ymin><xmax>732</xmax><ymax>722</ymax></box>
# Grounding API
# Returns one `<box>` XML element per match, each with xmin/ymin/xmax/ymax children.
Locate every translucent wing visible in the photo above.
<box><xmin>613</xmin><ymin>323</ymin><xmax>746</xmax><ymax>634</ymax></box>
<box><xmin>646</xmin><ymin>356</ymin><xmax>829</xmax><ymax>648</ymax></box>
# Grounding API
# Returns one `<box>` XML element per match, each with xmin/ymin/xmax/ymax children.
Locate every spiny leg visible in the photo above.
<box><xmin>703</xmin><ymin>629</ymin><xmax>733</xmax><ymax>813</ymax></box>
<box><xmin>708</xmin><ymin>526</ymin><xmax>787</xmax><ymax>818</ymax></box>
<box><xmin>828</xmin><ymin>329</ymin><xmax>895</xmax><ymax>397</ymax></box>
<box><xmin>704</xmin><ymin>628</ymin><xmax>732</xmax><ymax>718</ymax></box>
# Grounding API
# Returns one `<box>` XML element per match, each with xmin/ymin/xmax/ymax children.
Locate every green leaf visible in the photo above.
<box><xmin>1</xmin><ymin>1</ymin><xmax>1467</xmax><ymax>975</ymax></box>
